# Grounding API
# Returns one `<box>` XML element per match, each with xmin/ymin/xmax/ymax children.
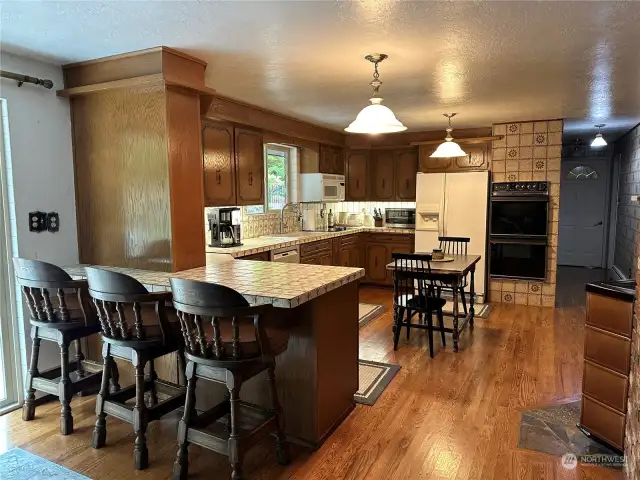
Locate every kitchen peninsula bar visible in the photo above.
<box><xmin>64</xmin><ymin>261</ymin><xmax>364</xmax><ymax>449</ymax></box>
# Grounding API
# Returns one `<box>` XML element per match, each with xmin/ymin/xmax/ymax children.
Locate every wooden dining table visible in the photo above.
<box><xmin>386</xmin><ymin>254</ymin><xmax>481</xmax><ymax>352</ymax></box>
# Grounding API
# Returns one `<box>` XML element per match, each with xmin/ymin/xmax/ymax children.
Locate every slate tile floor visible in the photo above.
<box><xmin>518</xmin><ymin>400</ymin><xmax>620</xmax><ymax>468</ymax></box>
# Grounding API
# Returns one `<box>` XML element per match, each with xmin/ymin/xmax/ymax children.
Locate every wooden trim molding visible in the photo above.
<box><xmin>205</xmin><ymin>94</ymin><xmax>345</xmax><ymax>147</ymax></box>
<box><xmin>410</xmin><ymin>135</ymin><xmax>503</xmax><ymax>146</ymax></box>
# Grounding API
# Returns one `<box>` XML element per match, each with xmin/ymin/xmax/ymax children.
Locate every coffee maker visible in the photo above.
<box><xmin>208</xmin><ymin>207</ymin><xmax>242</xmax><ymax>247</ymax></box>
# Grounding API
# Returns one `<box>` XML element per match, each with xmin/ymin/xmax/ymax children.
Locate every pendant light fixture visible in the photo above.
<box><xmin>430</xmin><ymin>113</ymin><xmax>467</xmax><ymax>158</ymax></box>
<box><xmin>345</xmin><ymin>54</ymin><xmax>407</xmax><ymax>134</ymax></box>
<box><xmin>590</xmin><ymin>124</ymin><xmax>607</xmax><ymax>147</ymax></box>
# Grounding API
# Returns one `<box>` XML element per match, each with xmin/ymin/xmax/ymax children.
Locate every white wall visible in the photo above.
<box><xmin>0</xmin><ymin>51</ymin><xmax>78</xmax><ymax>381</ymax></box>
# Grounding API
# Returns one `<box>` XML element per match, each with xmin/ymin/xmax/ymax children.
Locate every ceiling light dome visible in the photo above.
<box><xmin>431</xmin><ymin>113</ymin><xmax>467</xmax><ymax>158</ymax></box>
<box><xmin>345</xmin><ymin>54</ymin><xmax>407</xmax><ymax>135</ymax></box>
<box><xmin>345</xmin><ymin>97</ymin><xmax>407</xmax><ymax>134</ymax></box>
<box><xmin>591</xmin><ymin>124</ymin><xmax>607</xmax><ymax>147</ymax></box>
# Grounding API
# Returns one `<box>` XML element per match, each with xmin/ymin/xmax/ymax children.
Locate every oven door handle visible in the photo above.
<box><xmin>490</xmin><ymin>236</ymin><xmax>547</xmax><ymax>246</ymax></box>
<box><xmin>490</xmin><ymin>196</ymin><xmax>549</xmax><ymax>202</ymax></box>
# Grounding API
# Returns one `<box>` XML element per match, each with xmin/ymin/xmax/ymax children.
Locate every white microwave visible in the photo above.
<box><xmin>300</xmin><ymin>173</ymin><xmax>346</xmax><ymax>202</ymax></box>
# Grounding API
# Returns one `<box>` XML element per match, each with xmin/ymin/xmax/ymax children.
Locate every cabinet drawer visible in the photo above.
<box><xmin>580</xmin><ymin>395</ymin><xmax>626</xmax><ymax>451</ymax></box>
<box><xmin>300</xmin><ymin>239</ymin><xmax>332</xmax><ymax>257</ymax></box>
<box><xmin>583</xmin><ymin>360</ymin><xmax>628</xmax><ymax>412</ymax></box>
<box><xmin>584</xmin><ymin>325</ymin><xmax>631</xmax><ymax>375</ymax></box>
<box><xmin>586</xmin><ymin>292</ymin><xmax>633</xmax><ymax>337</ymax></box>
<box><xmin>338</xmin><ymin>234</ymin><xmax>360</xmax><ymax>247</ymax></box>
<box><xmin>365</xmin><ymin>233</ymin><xmax>413</xmax><ymax>244</ymax></box>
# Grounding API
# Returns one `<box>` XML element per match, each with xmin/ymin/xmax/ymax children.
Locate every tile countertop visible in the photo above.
<box><xmin>63</xmin><ymin>262</ymin><xmax>365</xmax><ymax>309</ymax></box>
<box><xmin>206</xmin><ymin>227</ymin><xmax>415</xmax><ymax>258</ymax></box>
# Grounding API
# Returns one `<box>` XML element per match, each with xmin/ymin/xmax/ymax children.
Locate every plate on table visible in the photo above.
<box><xmin>430</xmin><ymin>256</ymin><xmax>455</xmax><ymax>262</ymax></box>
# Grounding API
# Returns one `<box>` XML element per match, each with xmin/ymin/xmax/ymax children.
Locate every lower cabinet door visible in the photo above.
<box><xmin>317</xmin><ymin>251</ymin><xmax>333</xmax><ymax>266</ymax></box>
<box><xmin>366</xmin><ymin>244</ymin><xmax>389</xmax><ymax>284</ymax></box>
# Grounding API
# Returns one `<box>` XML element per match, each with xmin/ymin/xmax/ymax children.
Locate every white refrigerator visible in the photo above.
<box><xmin>415</xmin><ymin>171</ymin><xmax>489</xmax><ymax>302</ymax></box>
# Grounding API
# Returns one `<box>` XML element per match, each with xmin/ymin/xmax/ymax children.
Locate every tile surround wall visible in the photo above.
<box><xmin>614</xmin><ymin>125</ymin><xmax>640</xmax><ymax>279</ymax></box>
<box><xmin>489</xmin><ymin>119</ymin><xmax>563</xmax><ymax>307</ymax></box>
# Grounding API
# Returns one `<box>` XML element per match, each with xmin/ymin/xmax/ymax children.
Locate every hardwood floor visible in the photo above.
<box><xmin>0</xmin><ymin>286</ymin><xmax>622</xmax><ymax>480</ymax></box>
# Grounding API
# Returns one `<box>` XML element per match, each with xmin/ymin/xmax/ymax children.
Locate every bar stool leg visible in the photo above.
<box><xmin>74</xmin><ymin>339</ymin><xmax>86</xmax><ymax>378</ymax></box>
<box><xmin>173</xmin><ymin>361</ymin><xmax>197</xmax><ymax>480</ymax></box>
<box><xmin>23</xmin><ymin>331</ymin><xmax>40</xmax><ymax>421</ymax></box>
<box><xmin>267</xmin><ymin>361</ymin><xmax>290</xmax><ymax>465</ymax></box>
<box><xmin>93</xmin><ymin>343</ymin><xmax>112</xmax><ymax>449</ymax></box>
<box><xmin>59</xmin><ymin>341</ymin><xmax>74</xmax><ymax>435</ymax></box>
<box><xmin>133</xmin><ymin>357</ymin><xmax>149</xmax><ymax>470</ymax></box>
<box><xmin>146</xmin><ymin>359</ymin><xmax>158</xmax><ymax>407</ymax></box>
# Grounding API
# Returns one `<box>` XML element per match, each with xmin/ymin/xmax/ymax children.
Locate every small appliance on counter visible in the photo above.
<box><xmin>302</xmin><ymin>209</ymin><xmax>317</xmax><ymax>231</ymax></box>
<box><xmin>385</xmin><ymin>208</ymin><xmax>416</xmax><ymax>229</ymax></box>
<box><xmin>208</xmin><ymin>207</ymin><xmax>242</xmax><ymax>247</ymax></box>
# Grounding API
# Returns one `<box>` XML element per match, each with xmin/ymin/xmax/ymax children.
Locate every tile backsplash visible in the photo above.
<box><xmin>489</xmin><ymin>119</ymin><xmax>563</xmax><ymax>307</ymax></box>
<box><xmin>205</xmin><ymin>201</ymin><xmax>416</xmax><ymax>240</ymax></box>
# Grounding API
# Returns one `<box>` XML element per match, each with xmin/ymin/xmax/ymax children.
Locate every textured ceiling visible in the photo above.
<box><xmin>2</xmin><ymin>1</ymin><xmax>640</xmax><ymax>139</ymax></box>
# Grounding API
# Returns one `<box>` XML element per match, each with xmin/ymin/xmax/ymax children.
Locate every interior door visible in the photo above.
<box><xmin>558</xmin><ymin>159</ymin><xmax>610</xmax><ymax>267</ymax></box>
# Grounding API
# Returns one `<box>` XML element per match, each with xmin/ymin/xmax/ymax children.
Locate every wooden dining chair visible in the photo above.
<box><xmin>438</xmin><ymin>236</ymin><xmax>471</xmax><ymax>314</ymax></box>
<box><xmin>170</xmin><ymin>278</ymin><xmax>290</xmax><ymax>480</ymax></box>
<box><xmin>13</xmin><ymin>258</ymin><xmax>104</xmax><ymax>435</ymax></box>
<box><xmin>391</xmin><ymin>253</ymin><xmax>448</xmax><ymax>358</ymax></box>
<box><xmin>85</xmin><ymin>267</ymin><xmax>186</xmax><ymax>470</ymax></box>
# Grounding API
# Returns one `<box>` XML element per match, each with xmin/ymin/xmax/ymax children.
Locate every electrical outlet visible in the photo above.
<box><xmin>28</xmin><ymin>211</ymin><xmax>47</xmax><ymax>232</ymax></box>
<box><xmin>46</xmin><ymin>212</ymin><xmax>60</xmax><ymax>232</ymax></box>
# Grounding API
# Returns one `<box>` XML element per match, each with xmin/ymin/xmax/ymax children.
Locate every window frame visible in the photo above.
<box><xmin>246</xmin><ymin>143</ymin><xmax>294</xmax><ymax>215</ymax></box>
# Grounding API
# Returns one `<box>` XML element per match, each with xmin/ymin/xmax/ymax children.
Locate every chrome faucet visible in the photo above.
<box><xmin>280</xmin><ymin>202</ymin><xmax>300</xmax><ymax>233</ymax></box>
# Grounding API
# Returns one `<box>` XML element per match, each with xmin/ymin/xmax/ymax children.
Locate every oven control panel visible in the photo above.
<box><xmin>492</xmin><ymin>181</ymin><xmax>548</xmax><ymax>196</ymax></box>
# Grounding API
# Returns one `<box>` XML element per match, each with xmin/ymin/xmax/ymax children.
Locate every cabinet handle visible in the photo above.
<box><xmin>249</xmin><ymin>171</ymin><xmax>253</xmax><ymax>186</ymax></box>
<box><xmin>216</xmin><ymin>169</ymin><xmax>221</xmax><ymax>184</ymax></box>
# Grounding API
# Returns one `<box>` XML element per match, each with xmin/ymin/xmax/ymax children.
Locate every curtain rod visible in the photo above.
<box><xmin>0</xmin><ymin>70</ymin><xmax>53</xmax><ymax>89</ymax></box>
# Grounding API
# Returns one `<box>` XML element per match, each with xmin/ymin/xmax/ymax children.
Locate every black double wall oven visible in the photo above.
<box><xmin>489</xmin><ymin>181</ymin><xmax>549</xmax><ymax>281</ymax></box>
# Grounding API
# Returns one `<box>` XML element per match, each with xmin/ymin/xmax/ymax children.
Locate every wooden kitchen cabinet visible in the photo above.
<box><xmin>202</xmin><ymin>122</ymin><xmax>236</xmax><ymax>207</ymax></box>
<box><xmin>235</xmin><ymin>128</ymin><xmax>265</xmax><ymax>205</ymax></box>
<box><xmin>395</xmin><ymin>148</ymin><xmax>418</xmax><ymax>200</ymax></box>
<box><xmin>419</xmin><ymin>144</ymin><xmax>489</xmax><ymax>173</ymax></box>
<box><xmin>365</xmin><ymin>244</ymin><xmax>389</xmax><ymax>284</ymax></box>
<box><xmin>370</xmin><ymin>150</ymin><xmax>395</xmax><ymax>201</ymax></box>
<box><xmin>319</xmin><ymin>145</ymin><xmax>345</xmax><ymax>175</ymax></box>
<box><xmin>335</xmin><ymin>234</ymin><xmax>361</xmax><ymax>268</ymax></box>
<box><xmin>345</xmin><ymin>150</ymin><xmax>369</xmax><ymax>200</ymax></box>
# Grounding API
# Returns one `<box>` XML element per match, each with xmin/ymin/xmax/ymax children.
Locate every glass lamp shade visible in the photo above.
<box><xmin>590</xmin><ymin>133</ymin><xmax>607</xmax><ymax>147</ymax></box>
<box><xmin>345</xmin><ymin>97</ymin><xmax>407</xmax><ymax>134</ymax></box>
<box><xmin>430</xmin><ymin>138</ymin><xmax>467</xmax><ymax>158</ymax></box>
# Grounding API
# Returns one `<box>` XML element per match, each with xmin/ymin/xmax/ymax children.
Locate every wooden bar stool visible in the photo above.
<box><xmin>13</xmin><ymin>258</ymin><xmax>104</xmax><ymax>435</ymax></box>
<box><xmin>169</xmin><ymin>278</ymin><xmax>290</xmax><ymax>480</ymax></box>
<box><xmin>85</xmin><ymin>267</ymin><xmax>186</xmax><ymax>470</ymax></box>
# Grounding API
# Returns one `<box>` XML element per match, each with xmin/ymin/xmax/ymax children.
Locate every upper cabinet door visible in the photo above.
<box><xmin>319</xmin><ymin>145</ymin><xmax>334</xmax><ymax>173</ymax></box>
<box><xmin>235</xmin><ymin>128</ymin><xmax>264</xmax><ymax>205</ymax></box>
<box><xmin>395</xmin><ymin>148</ymin><xmax>418</xmax><ymax>200</ymax></box>
<box><xmin>202</xmin><ymin>122</ymin><xmax>236</xmax><ymax>206</ymax></box>
<box><xmin>332</xmin><ymin>147</ymin><xmax>345</xmax><ymax>175</ymax></box>
<box><xmin>370</xmin><ymin>150</ymin><xmax>395</xmax><ymax>201</ymax></box>
<box><xmin>455</xmin><ymin>146</ymin><xmax>488</xmax><ymax>170</ymax></box>
<box><xmin>345</xmin><ymin>150</ymin><xmax>369</xmax><ymax>200</ymax></box>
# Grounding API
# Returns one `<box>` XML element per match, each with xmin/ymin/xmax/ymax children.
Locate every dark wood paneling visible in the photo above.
<box><xmin>345</xmin><ymin>150</ymin><xmax>369</xmax><ymax>201</ymax></box>
<box><xmin>206</xmin><ymin>95</ymin><xmax>345</xmax><ymax>147</ymax></box>
<box><xmin>202</xmin><ymin>122</ymin><xmax>236</xmax><ymax>206</ymax></box>
<box><xmin>234</xmin><ymin>128</ymin><xmax>264</xmax><ymax>205</ymax></box>
<box><xmin>72</xmin><ymin>86</ymin><xmax>172</xmax><ymax>272</ymax></box>
<box><xmin>165</xmin><ymin>87</ymin><xmax>206</xmax><ymax>272</ymax></box>
<box><xmin>370</xmin><ymin>150</ymin><xmax>395</xmax><ymax>201</ymax></box>
<box><xmin>395</xmin><ymin>148</ymin><xmax>418</xmax><ymax>200</ymax></box>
